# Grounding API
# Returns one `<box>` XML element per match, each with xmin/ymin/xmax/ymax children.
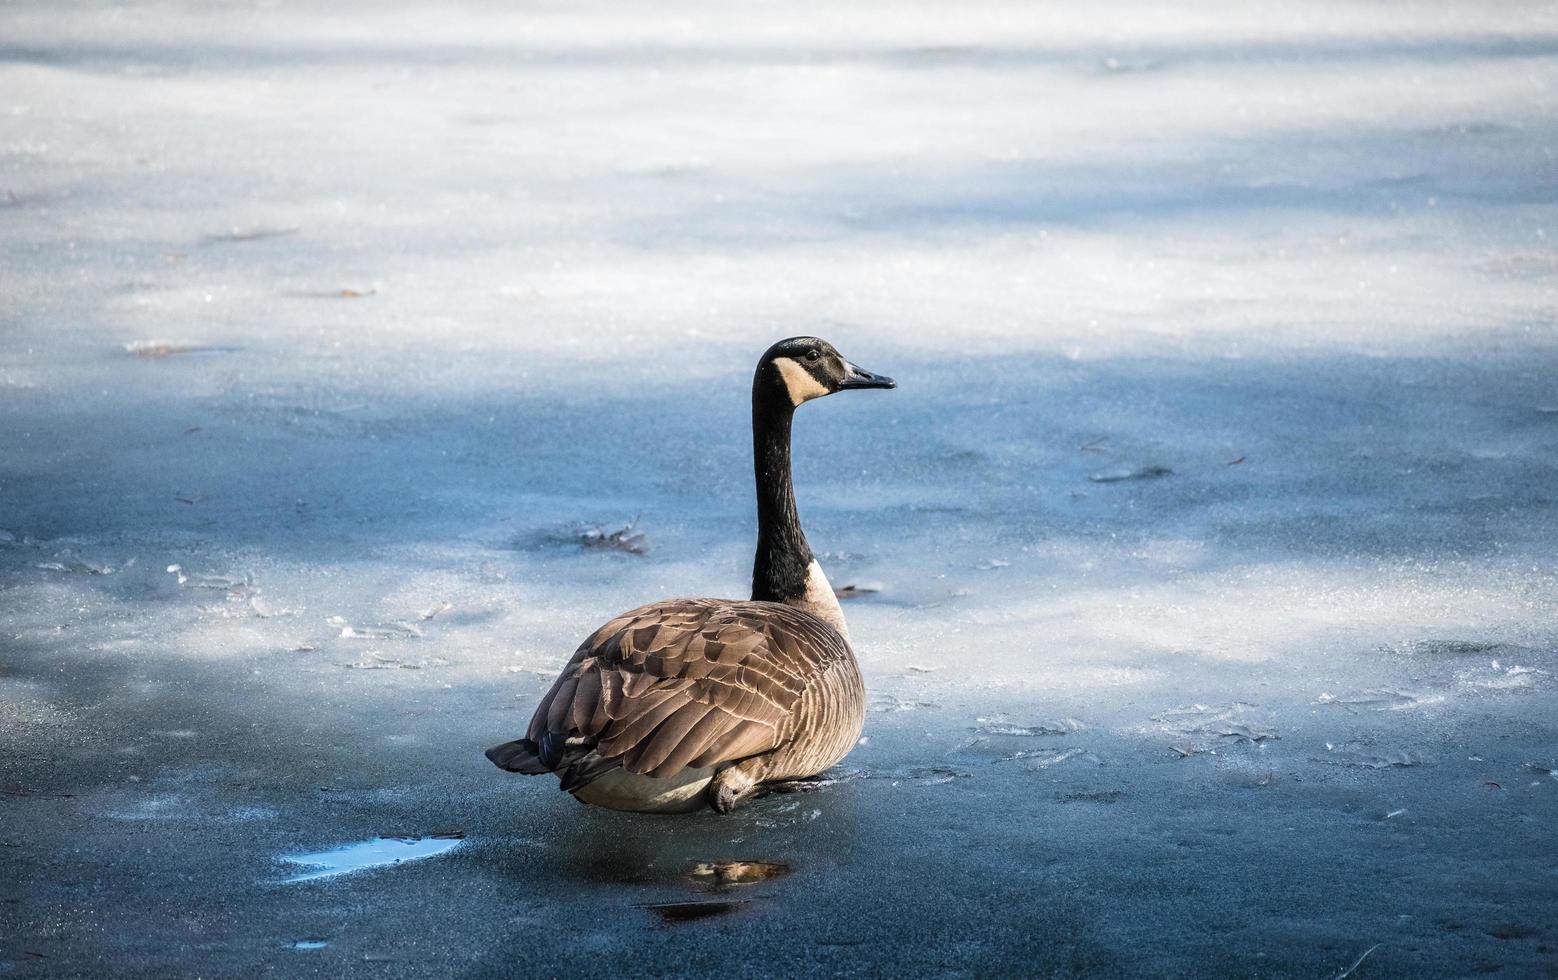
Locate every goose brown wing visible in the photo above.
<box><xmin>520</xmin><ymin>598</ymin><xmax>850</xmax><ymax>779</ymax></box>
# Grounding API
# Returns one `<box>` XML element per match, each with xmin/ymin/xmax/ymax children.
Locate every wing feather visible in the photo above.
<box><xmin>545</xmin><ymin>674</ymin><xmax>580</xmax><ymax>733</ymax></box>
<box><xmin>596</xmin><ymin>689</ymin><xmax>692</xmax><ymax>756</ymax></box>
<box><xmin>627</xmin><ymin>701</ymin><xmax>715</xmax><ymax>774</ymax></box>
<box><xmin>689</xmin><ymin>722</ymin><xmax>773</xmax><ymax>769</ymax></box>
<box><xmin>570</xmin><ymin>667</ymin><xmax>603</xmax><ymax>733</ymax></box>
<box><xmin>647</xmin><ymin>705</ymin><xmax>733</xmax><ymax>777</ymax></box>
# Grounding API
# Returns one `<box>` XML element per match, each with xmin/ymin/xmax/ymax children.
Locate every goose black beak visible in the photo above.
<box><xmin>837</xmin><ymin>361</ymin><xmax>896</xmax><ymax>391</ymax></box>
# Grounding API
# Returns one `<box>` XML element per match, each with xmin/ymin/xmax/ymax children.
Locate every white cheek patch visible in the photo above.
<box><xmin>773</xmin><ymin>357</ymin><xmax>830</xmax><ymax>406</ymax></box>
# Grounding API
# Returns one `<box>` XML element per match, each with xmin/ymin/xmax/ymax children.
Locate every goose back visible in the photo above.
<box><xmin>487</xmin><ymin>597</ymin><xmax>862</xmax><ymax>794</ymax></box>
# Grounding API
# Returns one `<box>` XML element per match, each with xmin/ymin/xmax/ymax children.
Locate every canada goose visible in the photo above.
<box><xmin>486</xmin><ymin>337</ymin><xmax>895</xmax><ymax>813</ymax></box>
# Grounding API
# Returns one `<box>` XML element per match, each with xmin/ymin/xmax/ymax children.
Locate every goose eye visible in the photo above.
<box><xmin>805</xmin><ymin>350</ymin><xmax>821</xmax><ymax>362</ymax></box>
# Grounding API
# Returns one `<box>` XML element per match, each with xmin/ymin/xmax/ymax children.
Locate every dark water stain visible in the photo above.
<box><xmin>503</xmin><ymin>520</ymin><xmax>648</xmax><ymax>556</ymax></box>
<box><xmin>1389</xmin><ymin>639</ymin><xmax>1518</xmax><ymax>658</ymax></box>
<box><xmin>201</xmin><ymin>226</ymin><xmax>299</xmax><ymax>244</ymax></box>
<box><xmin>561</xmin><ymin>852</ymin><xmax>660</xmax><ymax>886</ymax></box>
<box><xmin>1089</xmin><ymin>463</ymin><xmax>1173</xmax><ymax>483</ymax></box>
<box><xmin>1059</xmin><ymin>790</ymin><xmax>1125</xmax><ymax>804</ymax></box>
<box><xmin>639</xmin><ymin>900</ymin><xmax>749</xmax><ymax>924</ymax></box>
<box><xmin>1488</xmin><ymin>924</ymin><xmax>1539</xmax><ymax>941</ymax></box>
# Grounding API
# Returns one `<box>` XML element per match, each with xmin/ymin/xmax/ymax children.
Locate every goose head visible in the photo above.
<box><xmin>756</xmin><ymin>336</ymin><xmax>896</xmax><ymax>408</ymax></box>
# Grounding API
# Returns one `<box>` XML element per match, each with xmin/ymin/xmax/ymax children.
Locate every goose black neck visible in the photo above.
<box><xmin>751</xmin><ymin>389</ymin><xmax>812</xmax><ymax>603</ymax></box>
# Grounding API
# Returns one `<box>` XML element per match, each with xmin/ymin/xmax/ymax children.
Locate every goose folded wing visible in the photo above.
<box><xmin>523</xmin><ymin>600</ymin><xmax>828</xmax><ymax>779</ymax></box>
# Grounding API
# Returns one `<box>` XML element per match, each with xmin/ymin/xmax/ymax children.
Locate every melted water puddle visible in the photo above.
<box><xmin>277</xmin><ymin>834</ymin><xmax>464</xmax><ymax>883</ymax></box>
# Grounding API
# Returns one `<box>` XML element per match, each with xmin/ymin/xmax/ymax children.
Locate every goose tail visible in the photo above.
<box><xmin>484</xmin><ymin>738</ymin><xmax>551</xmax><ymax>774</ymax></box>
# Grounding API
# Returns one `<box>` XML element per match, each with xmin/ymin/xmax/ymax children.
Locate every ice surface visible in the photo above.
<box><xmin>2</xmin><ymin>0</ymin><xmax>1557</xmax><ymax>975</ymax></box>
<box><xmin>973</xmin><ymin>716</ymin><xmax>1087</xmax><ymax>737</ymax></box>
<box><xmin>166</xmin><ymin>564</ymin><xmax>252</xmax><ymax>592</ymax></box>
<box><xmin>328</xmin><ymin>616</ymin><xmax>424</xmax><ymax>640</ymax></box>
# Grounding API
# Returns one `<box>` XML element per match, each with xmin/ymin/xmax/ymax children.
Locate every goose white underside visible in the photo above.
<box><xmin>569</xmin><ymin>762</ymin><xmax>716</xmax><ymax>814</ymax></box>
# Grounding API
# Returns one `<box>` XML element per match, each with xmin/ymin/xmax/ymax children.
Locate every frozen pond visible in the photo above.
<box><xmin>2</xmin><ymin>1</ymin><xmax>1556</xmax><ymax>976</ymax></box>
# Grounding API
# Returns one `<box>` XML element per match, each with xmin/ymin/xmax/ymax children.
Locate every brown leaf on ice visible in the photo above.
<box><xmin>689</xmin><ymin>860</ymin><xmax>791</xmax><ymax>886</ymax></box>
<box><xmin>125</xmin><ymin>341</ymin><xmax>237</xmax><ymax>359</ymax></box>
<box><xmin>834</xmin><ymin>582</ymin><xmax>882</xmax><ymax>600</ymax></box>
